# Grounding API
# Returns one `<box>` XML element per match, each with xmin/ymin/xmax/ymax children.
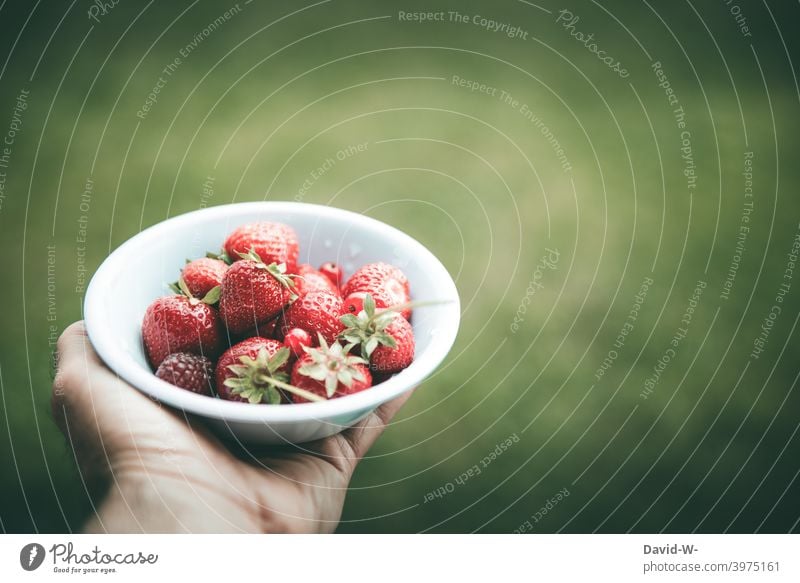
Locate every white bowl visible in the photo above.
<box><xmin>84</xmin><ymin>202</ymin><xmax>460</xmax><ymax>444</ymax></box>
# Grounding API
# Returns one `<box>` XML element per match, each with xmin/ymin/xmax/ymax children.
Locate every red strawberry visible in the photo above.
<box><xmin>155</xmin><ymin>352</ymin><xmax>214</xmax><ymax>395</ymax></box>
<box><xmin>284</xmin><ymin>327</ymin><xmax>312</xmax><ymax>358</ymax></box>
<box><xmin>370</xmin><ymin>314</ymin><xmax>415</xmax><ymax>374</ymax></box>
<box><xmin>215</xmin><ymin>337</ymin><xmax>291</xmax><ymax>403</ymax></box>
<box><xmin>142</xmin><ymin>295</ymin><xmax>222</xmax><ymax>367</ymax></box>
<box><xmin>218</xmin><ymin>251</ymin><xmax>295</xmax><ymax>335</ymax></box>
<box><xmin>290</xmin><ymin>338</ymin><xmax>372</xmax><ymax>403</ymax></box>
<box><xmin>295</xmin><ymin>264</ymin><xmax>340</xmax><ymax>297</ymax></box>
<box><xmin>179</xmin><ymin>258</ymin><xmax>228</xmax><ymax>298</ymax></box>
<box><xmin>223</xmin><ymin>221</ymin><xmax>299</xmax><ymax>274</ymax></box>
<box><xmin>342</xmin><ymin>262</ymin><xmax>411</xmax><ymax>320</ymax></box>
<box><xmin>319</xmin><ymin>262</ymin><xmax>343</xmax><ymax>289</ymax></box>
<box><xmin>340</xmin><ymin>293</ymin><xmax>415</xmax><ymax>373</ymax></box>
<box><xmin>277</xmin><ymin>290</ymin><xmax>344</xmax><ymax>345</ymax></box>
<box><xmin>232</xmin><ymin>318</ymin><xmax>278</xmax><ymax>344</ymax></box>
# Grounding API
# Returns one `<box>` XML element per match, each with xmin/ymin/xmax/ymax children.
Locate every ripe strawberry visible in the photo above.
<box><xmin>155</xmin><ymin>352</ymin><xmax>214</xmax><ymax>396</ymax></box>
<box><xmin>215</xmin><ymin>337</ymin><xmax>291</xmax><ymax>403</ymax></box>
<box><xmin>223</xmin><ymin>221</ymin><xmax>299</xmax><ymax>274</ymax></box>
<box><xmin>232</xmin><ymin>317</ymin><xmax>278</xmax><ymax>344</ymax></box>
<box><xmin>370</xmin><ymin>315</ymin><xmax>414</xmax><ymax>374</ymax></box>
<box><xmin>284</xmin><ymin>327</ymin><xmax>312</xmax><ymax>358</ymax></box>
<box><xmin>218</xmin><ymin>250</ymin><xmax>295</xmax><ymax>335</ymax></box>
<box><xmin>277</xmin><ymin>290</ymin><xmax>344</xmax><ymax>345</ymax></box>
<box><xmin>290</xmin><ymin>337</ymin><xmax>372</xmax><ymax>403</ymax></box>
<box><xmin>177</xmin><ymin>258</ymin><xmax>228</xmax><ymax>299</ymax></box>
<box><xmin>142</xmin><ymin>295</ymin><xmax>222</xmax><ymax>367</ymax></box>
<box><xmin>340</xmin><ymin>293</ymin><xmax>415</xmax><ymax>373</ymax></box>
<box><xmin>295</xmin><ymin>264</ymin><xmax>339</xmax><ymax>297</ymax></box>
<box><xmin>342</xmin><ymin>262</ymin><xmax>411</xmax><ymax>320</ymax></box>
<box><xmin>319</xmin><ymin>262</ymin><xmax>343</xmax><ymax>289</ymax></box>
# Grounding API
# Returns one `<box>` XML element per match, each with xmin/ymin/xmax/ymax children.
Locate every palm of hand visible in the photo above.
<box><xmin>53</xmin><ymin>322</ymin><xmax>407</xmax><ymax>533</ymax></box>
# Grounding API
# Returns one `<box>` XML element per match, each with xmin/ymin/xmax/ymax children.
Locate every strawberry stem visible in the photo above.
<box><xmin>372</xmin><ymin>298</ymin><xmax>452</xmax><ymax>320</ymax></box>
<box><xmin>339</xmin><ymin>295</ymin><xmax>452</xmax><ymax>359</ymax></box>
<box><xmin>261</xmin><ymin>375</ymin><xmax>325</xmax><ymax>403</ymax></box>
<box><xmin>225</xmin><ymin>347</ymin><xmax>324</xmax><ymax>404</ymax></box>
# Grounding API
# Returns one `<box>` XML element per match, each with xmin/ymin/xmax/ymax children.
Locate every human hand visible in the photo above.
<box><xmin>51</xmin><ymin>322</ymin><xmax>411</xmax><ymax>533</ymax></box>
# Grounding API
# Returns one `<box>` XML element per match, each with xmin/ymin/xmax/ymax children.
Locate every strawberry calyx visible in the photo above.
<box><xmin>297</xmin><ymin>335</ymin><xmax>368</xmax><ymax>398</ymax></box>
<box><xmin>237</xmin><ymin>248</ymin><xmax>297</xmax><ymax>294</ymax></box>
<box><xmin>223</xmin><ymin>346</ymin><xmax>323</xmax><ymax>403</ymax></box>
<box><xmin>169</xmin><ymin>276</ymin><xmax>221</xmax><ymax>306</ymax></box>
<box><xmin>206</xmin><ymin>249</ymin><xmax>232</xmax><ymax>265</ymax></box>
<box><xmin>340</xmin><ymin>294</ymin><xmax>451</xmax><ymax>359</ymax></box>
<box><xmin>339</xmin><ymin>293</ymin><xmax>400</xmax><ymax>359</ymax></box>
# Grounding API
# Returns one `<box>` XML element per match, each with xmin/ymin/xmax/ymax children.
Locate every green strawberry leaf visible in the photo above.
<box><xmin>238</xmin><ymin>248</ymin><xmax>265</xmax><ymax>263</ymax></box>
<box><xmin>363</xmin><ymin>293</ymin><xmax>376</xmax><ymax>317</ymax></box>
<box><xmin>266</xmin><ymin>262</ymin><xmax>297</xmax><ymax>290</ymax></box>
<box><xmin>178</xmin><ymin>277</ymin><xmax>192</xmax><ymax>297</ymax></box>
<box><xmin>223</xmin><ymin>377</ymin><xmax>247</xmax><ymax>390</ymax></box>
<box><xmin>351</xmin><ymin>366</ymin><xmax>366</xmax><ymax>383</ymax></box>
<box><xmin>298</xmin><ymin>360</ymin><xmax>328</xmax><ymax>381</ymax></box>
<box><xmin>324</xmin><ymin>374</ymin><xmax>338</xmax><ymax>398</ymax></box>
<box><xmin>264</xmin><ymin>386</ymin><xmax>282</xmax><ymax>405</ymax></box>
<box><xmin>174</xmin><ymin>276</ymin><xmax>204</xmax><ymax>305</ymax></box>
<box><xmin>339</xmin><ymin>314</ymin><xmax>360</xmax><ymax>328</ymax></box>
<box><xmin>268</xmin><ymin>347</ymin><xmax>290</xmax><ymax>374</ymax></box>
<box><xmin>338</xmin><ymin>368</ymin><xmax>353</xmax><ymax>387</ymax></box>
<box><xmin>374</xmin><ymin>311</ymin><xmax>395</xmax><ymax>327</ymax></box>
<box><xmin>206</xmin><ymin>250</ymin><xmax>232</xmax><ymax>265</ymax></box>
<box><xmin>201</xmin><ymin>285</ymin><xmax>221</xmax><ymax>305</ymax></box>
<box><xmin>341</xmin><ymin>333</ymin><xmax>362</xmax><ymax>345</ymax></box>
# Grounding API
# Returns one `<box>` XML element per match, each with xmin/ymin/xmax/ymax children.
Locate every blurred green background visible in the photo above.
<box><xmin>1</xmin><ymin>0</ymin><xmax>799</xmax><ymax>533</ymax></box>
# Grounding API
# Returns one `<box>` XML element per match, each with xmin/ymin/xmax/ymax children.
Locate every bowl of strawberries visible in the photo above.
<box><xmin>84</xmin><ymin>202</ymin><xmax>460</xmax><ymax>444</ymax></box>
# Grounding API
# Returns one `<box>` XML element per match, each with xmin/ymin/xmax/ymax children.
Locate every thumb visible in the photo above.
<box><xmin>52</xmin><ymin>321</ymin><xmax>103</xmax><ymax>429</ymax></box>
<box><xmin>51</xmin><ymin>321</ymin><xmax>117</xmax><ymax>486</ymax></box>
<box><xmin>302</xmin><ymin>389</ymin><xmax>415</xmax><ymax>480</ymax></box>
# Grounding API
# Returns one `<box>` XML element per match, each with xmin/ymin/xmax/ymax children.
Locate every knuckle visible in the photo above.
<box><xmin>56</xmin><ymin>321</ymin><xmax>86</xmax><ymax>354</ymax></box>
